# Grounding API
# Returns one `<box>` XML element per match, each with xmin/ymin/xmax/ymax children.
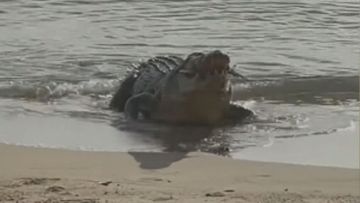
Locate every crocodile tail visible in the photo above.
<box><xmin>109</xmin><ymin>73</ymin><xmax>137</xmax><ymax>112</ymax></box>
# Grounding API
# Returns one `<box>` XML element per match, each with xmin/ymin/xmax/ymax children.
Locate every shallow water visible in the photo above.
<box><xmin>0</xmin><ymin>0</ymin><xmax>358</xmax><ymax>168</ymax></box>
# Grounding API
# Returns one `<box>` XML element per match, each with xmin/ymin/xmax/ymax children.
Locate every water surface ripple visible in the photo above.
<box><xmin>0</xmin><ymin>0</ymin><xmax>358</xmax><ymax>162</ymax></box>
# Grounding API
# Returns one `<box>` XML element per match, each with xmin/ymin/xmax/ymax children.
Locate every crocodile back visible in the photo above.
<box><xmin>132</xmin><ymin>56</ymin><xmax>184</xmax><ymax>95</ymax></box>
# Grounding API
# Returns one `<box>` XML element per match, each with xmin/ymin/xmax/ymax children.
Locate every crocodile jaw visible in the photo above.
<box><xmin>153</xmin><ymin>51</ymin><xmax>232</xmax><ymax>124</ymax></box>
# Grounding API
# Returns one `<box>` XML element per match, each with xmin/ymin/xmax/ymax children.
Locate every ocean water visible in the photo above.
<box><xmin>0</xmin><ymin>0</ymin><xmax>358</xmax><ymax>168</ymax></box>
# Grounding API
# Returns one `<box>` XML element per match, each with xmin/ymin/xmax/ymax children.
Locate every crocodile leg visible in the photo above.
<box><xmin>124</xmin><ymin>93</ymin><xmax>157</xmax><ymax>120</ymax></box>
<box><xmin>225</xmin><ymin>103</ymin><xmax>253</xmax><ymax>121</ymax></box>
<box><xmin>109</xmin><ymin>74</ymin><xmax>137</xmax><ymax>112</ymax></box>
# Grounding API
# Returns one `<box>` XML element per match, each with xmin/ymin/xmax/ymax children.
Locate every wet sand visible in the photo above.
<box><xmin>0</xmin><ymin>143</ymin><xmax>359</xmax><ymax>203</ymax></box>
<box><xmin>233</xmin><ymin>121</ymin><xmax>359</xmax><ymax>169</ymax></box>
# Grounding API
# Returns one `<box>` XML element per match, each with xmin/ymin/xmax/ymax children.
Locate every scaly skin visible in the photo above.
<box><xmin>110</xmin><ymin>50</ymin><xmax>252</xmax><ymax>125</ymax></box>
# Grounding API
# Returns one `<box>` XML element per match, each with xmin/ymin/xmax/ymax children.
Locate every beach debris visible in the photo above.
<box><xmin>153</xmin><ymin>195</ymin><xmax>174</xmax><ymax>201</ymax></box>
<box><xmin>256</xmin><ymin>174</ymin><xmax>271</xmax><ymax>178</ymax></box>
<box><xmin>224</xmin><ymin>189</ymin><xmax>235</xmax><ymax>193</ymax></box>
<box><xmin>60</xmin><ymin>198</ymin><xmax>99</xmax><ymax>203</ymax></box>
<box><xmin>140</xmin><ymin>177</ymin><xmax>170</xmax><ymax>182</ymax></box>
<box><xmin>12</xmin><ymin>177</ymin><xmax>60</xmax><ymax>187</ymax></box>
<box><xmin>45</xmin><ymin>185</ymin><xmax>66</xmax><ymax>193</ymax></box>
<box><xmin>284</xmin><ymin>188</ymin><xmax>289</xmax><ymax>192</ymax></box>
<box><xmin>206</xmin><ymin>144</ymin><xmax>230</xmax><ymax>155</ymax></box>
<box><xmin>98</xmin><ymin>181</ymin><xmax>112</xmax><ymax>186</ymax></box>
<box><xmin>205</xmin><ymin>191</ymin><xmax>226</xmax><ymax>197</ymax></box>
<box><xmin>0</xmin><ymin>190</ymin><xmax>24</xmax><ymax>201</ymax></box>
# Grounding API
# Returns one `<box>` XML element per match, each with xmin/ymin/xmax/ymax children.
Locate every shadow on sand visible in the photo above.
<box><xmin>128</xmin><ymin>151</ymin><xmax>188</xmax><ymax>170</ymax></box>
<box><xmin>111</xmin><ymin>118</ymin><xmax>231</xmax><ymax>169</ymax></box>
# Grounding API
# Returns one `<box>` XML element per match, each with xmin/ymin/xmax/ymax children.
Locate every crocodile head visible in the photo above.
<box><xmin>155</xmin><ymin>50</ymin><xmax>233</xmax><ymax>124</ymax></box>
<box><xmin>180</xmin><ymin>50</ymin><xmax>230</xmax><ymax>79</ymax></box>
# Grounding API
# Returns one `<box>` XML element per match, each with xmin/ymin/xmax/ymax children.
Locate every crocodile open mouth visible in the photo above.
<box><xmin>200</xmin><ymin>50</ymin><xmax>230</xmax><ymax>76</ymax></box>
<box><xmin>180</xmin><ymin>50</ymin><xmax>230</xmax><ymax>78</ymax></box>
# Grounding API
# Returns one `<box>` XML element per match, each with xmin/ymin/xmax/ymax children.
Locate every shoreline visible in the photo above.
<box><xmin>233</xmin><ymin>124</ymin><xmax>359</xmax><ymax>169</ymax></box>
<box><xmin>0</xmin><ymin>143</ymin><xmax>359</xmax><ymax>203</ymax></box>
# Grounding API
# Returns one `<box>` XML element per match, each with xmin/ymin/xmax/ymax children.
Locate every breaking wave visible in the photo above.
<box><xmin>0</xmin><ymin>79</ymin><xmax>119</xmax><ymax>101</ymax></box>
<box><xmin>233</xmin><ymin>75</ymin><xmax>358</xmax><ymax>105</ymax></box>
<box><xmin>0</xmin><ymin>75</ymin><xmax>357</xmax><ymax>105</ymax></box>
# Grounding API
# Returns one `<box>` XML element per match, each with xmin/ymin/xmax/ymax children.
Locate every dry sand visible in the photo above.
<box><xmin>0</xmin><ymin>143</ymin><xmax>359</xmax><ymax>203</ymax></box>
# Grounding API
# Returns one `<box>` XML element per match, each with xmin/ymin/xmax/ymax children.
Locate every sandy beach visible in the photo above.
<box><xmin>0</xmin><ymin>143</ymin><xmax>359</xmax><ymax>203</ymax></box>
<box><xmin>0</xmin><ymin>0</ymin><xmax>359</xmax><ymax>202</ymax></box>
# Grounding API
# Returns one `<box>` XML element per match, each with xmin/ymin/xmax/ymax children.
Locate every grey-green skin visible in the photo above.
<box><xmin>110</xmin><ymin>50</ymin><xmax>252</xmax><ymax>125</ymax></box>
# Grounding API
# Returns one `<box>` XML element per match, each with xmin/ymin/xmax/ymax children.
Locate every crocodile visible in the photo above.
<box><xmin>110</xmin><ymin>50</ymin><xmax>252</xmax><ymax>125</ymax></box>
